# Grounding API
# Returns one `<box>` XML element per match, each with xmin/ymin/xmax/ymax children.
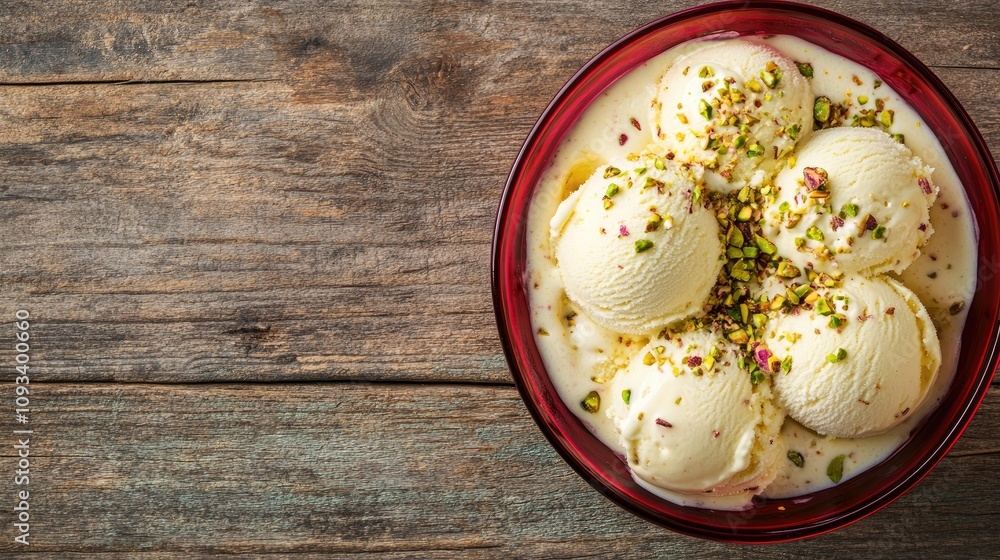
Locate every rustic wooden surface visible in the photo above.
<box><xmin>0</xmin><ymin>0</ymin><xmax>995</xmax><ymax>556</ymax></box>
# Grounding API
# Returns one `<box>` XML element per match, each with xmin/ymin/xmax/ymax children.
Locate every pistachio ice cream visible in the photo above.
<box><xmin>764</xmin><ymin>127</ymin><xmax>938</xmax><ymax>275</ymax></box>
<box><xmin>652</xmin><ymin>41</ymin><xmax>813</xmax><ymax>189</ymax></box>
<box><xmin>550</xmin><ymin>153</ymin><xmax>722</xmax><ymax>335</ymax></box>
<box><xmin>764</xmin><ymin>275</ymin><xmax>941</xmax><ymax>438</ymax></box>
<box><xmin>607</xmin><ymin>331</ymin><xmax>784</xmax><ymax>495</ymax></box>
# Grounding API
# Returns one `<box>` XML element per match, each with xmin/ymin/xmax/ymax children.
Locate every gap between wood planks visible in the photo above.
<box><xmin>0</xmin><ymin>78</ymin><xmax>280</xmax><ymax>87</ymax></box>
<box><xmin>0</xmin><ymin>66</ymin><xmax>994</xmax><ymax>89</ymax></box>
<box><xmin>14</xmin><ymin>378</ymin><xmax>519</xmax><ymax>388</ymax></box>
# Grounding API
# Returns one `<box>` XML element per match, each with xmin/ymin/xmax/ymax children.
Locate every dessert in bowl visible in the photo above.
<box><xmin>492</xmin><ymin>0</ymin><xmax>1000</xmax><ymax>542</ymax></box>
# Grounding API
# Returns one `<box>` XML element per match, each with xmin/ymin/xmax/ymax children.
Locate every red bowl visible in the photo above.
<box><xmin>492</xmin><ymin>0</ymin><xmax>1000</xmax><ymax>543</ymax></box>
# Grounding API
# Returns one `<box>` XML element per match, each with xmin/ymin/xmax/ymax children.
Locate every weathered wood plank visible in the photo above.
<box><xmin>0</xmin><ymin>67</ymin><xmax>995</xmax><ymax>383</ymax></box>
<box><xmin>0</xmin><ymin>0</ymin><xmax>995</xmax><ymax>88</ymax></box>
<box><xmin>0</xmin><ymin>382</ymin><xmax>995</xmax><ymax>556</ymax></box>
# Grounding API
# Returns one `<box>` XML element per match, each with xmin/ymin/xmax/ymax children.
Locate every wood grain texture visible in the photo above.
<box><xmin>0</xmin><ymin>0</ymin><xmax>996</xmax><ymax>86</ymax></box>
<box><xmin>0</xmin><ymin>0</ymin><xmax>995</xmax><ymax>556</ymax></box>
<box><xmin>0</xmin><ymin>383</ymin><xmax>995</xmax><ymax>556</ymax></box>
<box><xmin>0</xmin><ymin>64</ymin><xmax>993</xmax><ymax>385</ymax></box>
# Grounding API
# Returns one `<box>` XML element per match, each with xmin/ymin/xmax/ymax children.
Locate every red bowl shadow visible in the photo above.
<box><xmin>492</xmin><ymin>0</ymin><xmax>1000</xmax><ymax>543</ymax></box>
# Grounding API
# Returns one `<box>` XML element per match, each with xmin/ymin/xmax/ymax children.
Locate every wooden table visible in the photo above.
<box><xmin>0</xmin><ymin>0</ymin><xmax>995</xmax><ymax>556</ymax></box>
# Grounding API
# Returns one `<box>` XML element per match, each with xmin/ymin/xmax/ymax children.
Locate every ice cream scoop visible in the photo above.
<box><xmin>764</xmin><ymin>127</ymin><xmax>937</xmax><ymax>276</ymax></box>
<box><xmin>550</xmin><ymin>153</ymin><xmax>723</xmax><ymax>335</ymax></box>
<box><xmin>606</xmin><ymin>330</ymin><xmax>785</xmax><ymax>495</ymax></box>
<box><xmin>764</xmin><ymin>274</ymin><xmax>941</xmax><ymax>438</ymax></box>
<box><xmin>651</xmin><ymin>40</ymin><xmax>813</xmax><ymax>189</ymax></box>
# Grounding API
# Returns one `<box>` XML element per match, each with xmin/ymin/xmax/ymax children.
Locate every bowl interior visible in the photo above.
<box><xmin>493</xmin><ymin>0</ymin><xmax>1000</xmax><ymax>542</ymax></box>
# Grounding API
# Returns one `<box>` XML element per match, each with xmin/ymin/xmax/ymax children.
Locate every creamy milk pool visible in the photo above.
<box><xmin>524</xmin><ymin>35</ymin><xmax>977</xmax><ymax>509</ymax></box>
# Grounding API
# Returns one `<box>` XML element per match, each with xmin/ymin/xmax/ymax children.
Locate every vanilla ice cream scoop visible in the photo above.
<box><xmin>606</xmin><ymin>331</ymin><xmax>785</xmax><ymax>495</ymax></box>
<box><xmin>764</xmin><ymin>127</ymin><xmax>938</xmax><ymax>276</ymax></box>
<box><xmin>550</xmin><ymin>153</ymin><xmax>723</xmax><ymax>335</ymax></box>
<box><xmin>651</xmin><ymin>40</ymin><xmax>813</xmax><ymax>189</ymax></box>
<box><xmin>764</xmin><ymin>275</ymin><xmax>941</xmax><ymax>438</ymax></box>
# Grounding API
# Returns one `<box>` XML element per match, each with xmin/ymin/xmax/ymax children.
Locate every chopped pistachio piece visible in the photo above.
<box><xmin>781</xmin><ymin>355</ymin><xmax>792</xmax><ymax>373</ymax></box>
<box><xmin>742</xmin><ymin>246</ymin><xmax>759</xmax><ymax>258</ymax></box>
<box><xmin>730</xmin><ymin>268</ymin><xmax>751</xmax><ymax>282</ymax></box>
<box><xmin>698</xmin><ymin>65</ymin><xmax>714</xmax><ymax>78</ymax></box>
<box><xmin>787</xmin><ymin>450</ymin><xmax>805</xmax><ymax>468</ymax></box>
<box><xmin>728</xmin><ymin>328</ymin><xmax>750</xmax><ymax>344</ymax></box>
<box><xmin>827</xmin><ymin>454</ymin><xmax>847</xmax><ymax>483</ymax></box>
<box><xmin>891</xmin><ymin>133</ymin><xmax>905</xmax><ymax>144</ymax></box>
<box><xmin>787</xmin><ymin>123</ymin><xmax>801</xmax><ymax>140</ymax></box>
<box><xmin>605</xmin><ymin>183</ymin><xmax>619</xmax><ymax>198</ymax></box>
<box><xmin>815</xmin><ymin>297</ymin><xmax>834</xmax><ymax>316</ymax></box>
<box><xmin>646</xmin><ymin>213</ymin><xmax>662</xmax><ymax>232</ymax></box>
<box><xmin>603</xmin><ymin>166</ymin><xmax>621</xmax><ymax>179</ymax></box>
<box><xmin>643</xmin><ymin>352</ymin><xmax>656</xmax><ymax>366</ymax></box>
<box><xmin>581</xmin><ymin>391</ymin><xmax>600</xmax><ymax>413</ymax></box>
<box><xmin>770</xmin><ymin>295</ymin><xmax>787</xmax><ymax>310</ymax></box>
<box><xmin>760</xmin><ymin>69</ymin><xmax>779</xmax><ymax>88</ymax></box>
<box><xmin>879</xmin><ymin>109</ymin><xmax>894</xmax><ymax>127</ymax></box>
<box><xmin>840</xmin><ymin>203</ymin><xmax>859</xmax><ymax>218</ymax></box>
<box><xmin>635</xmin><ymin>239</ymin><xmax>654</xmax><ymax>253</ymax></box>
<box><xmin>826</xmin><ymin>347</ymin><xmax>848</xmax><ymax>363</ymax></box>
<box><xmin>622</xmin><ymin>389</ymin><xmax>631</xmax><ymax>405</ymax></box>
<box><xmin>737</xmin><ymin>206</ymin><xmax>754</xmax><ymax>222</ymax></box>
<box><xmin>747</xmin><ymin>143</ymin><xmax>765</xmax><ymax>158</ymax></box>
<box><xmin>814</xmin><ymin>96</ymin><xmax>832</xmax><ymax>122</ymax></box>
<box><xmin>755</xmin><ymin>234</ymin><xmax>778</xmax><ymax>255</ymax></box>
<box><xmin>643</xmin><ymin>176</ymin><xmax>662</xmax><ymax>191</ymax></box>
<box><xmin>698</xmin><ymin>99</ymin><xmax>713</xmax><ymax>121</ymax></box>
<box><xmin>853</xmin><ymin>109</ymin><xmax>876</xmax><ymax>127</ymax></box>
<box><xmin>728</xmin><ymin>226</ymin><xmax>745</xmax><ymax>247</ymax></box>
<box><xmin>857</xmin><ymin>95</ymin><xmax>869</xmax><ymax>105</ymax></box>
<box><xmin>702</xmin><ymin>355</ymin><xmax>716</xmax><ymax>372</ymax></box>
<box><xmin>654</xmin><ymin>157</ymin><xmax>666</xmax><ymax>170</ymax></box>
<box><xmin>872</xmin><ymin>225</ymin><xmax>887</xmax><ymax>240</ymax></box>
<box><xmin>795</xmin><ymin>62</ymin><xmax>814</xmax><ymax>78</ymax></box>
<box><xmin>776</xmin><ymin>261</ymin><xmax>801</xmax><ymax>279</ymax></box>
<box><xmin>829</xmin><ymin>313</ymin><xmax>847</xmax><ymax>328</ymax></box>
<box><xmin>734</xmin><ymin>134</ymin><xmax>747</xmax><ymax>149</ymax></box>
<box><xmin>806</xmin><ymin>226</ymin><xmax>825</xmax><ymax>241</ymax></box>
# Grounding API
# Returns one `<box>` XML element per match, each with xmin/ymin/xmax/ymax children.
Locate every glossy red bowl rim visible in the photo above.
<box><xmin>492</xmin><ymin>0</ymin><xmax>1000</xmax><ymax>543</ymax></box>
